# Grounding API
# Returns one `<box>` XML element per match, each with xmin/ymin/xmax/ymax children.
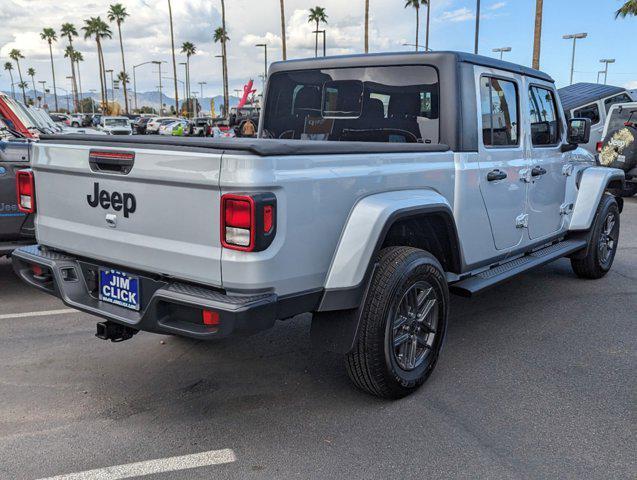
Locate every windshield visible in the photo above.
<box><xmin>104</xmin><ymin>118</ymin><xmax>129</xmax><ymax>127</ymax></box>
<box><xmin>263</xmin><ymin>65</ymin><xmax>440</xmax><ymax>143</ymax></box>
<box><xmin>607</xmin><ymin>106</ymin><xmax>637</xmax><ymax>134</ymax></box>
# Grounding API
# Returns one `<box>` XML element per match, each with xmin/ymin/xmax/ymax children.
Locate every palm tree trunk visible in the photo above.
<box><xmin>364</xmin><ymin>0</ymin><xmax>370</xmax><ymax>53</ymax></box>
<box><xmin>186</xmin><ymin>56</ymin><xmax>191</xmax><ymax>118</ymax></box>
<box><xmin>116</xmin><ymin>23</ymin><xmax>130</xmax><ymax>114</ymax></box>
<box><xmin>221</xmin><ymin>0</ymin><xmax>229</xmax><ymax>119</ymax></box>
<box><xmin>31</xmin><ymin>76</ymin><xmax>36</xmax><ymax>104</ymax></box>
<box><xmin>76</xmin><ymin>61</ymin><xmax>84</xmax><ymax>113</ymax></box>
<box><xmin>280</xmin><ymin>0</ymin><xmax>287</xmax><ymax>60</ymax></box>
<box><xmin>416</xmin><ymin>8</ymin><xmax>420</xmax><ymax>51</ymax></box>
<box><xmin>8</xmin><ymin>71</ymin><xmax>15</xmax><ymax>100</ymax></box>
<box><xmin>100</xmin><ymin>45</ymin><xmax>109</xmax><ymax>112</ymax></box>
<box><xmin>425</xmin><ymin>1</ymin><xmax>431</xmax><ymax>51</ymax></box>
<box><xmin>532</xmin><ymin>0</ymin><xmax>543</xmax><ymax>70</ymax></box>
<box><xmin>16</xmin><ymin>61</ymin><xmax>27</xmax><ymax>104</ymax></box>
<box><xmin>315</xmin><ymin>19</ymin><xmax>319</xmax><ymax>57</ymax></box>
<box><xmin>49</xmin><ymin>43</ymin><xmax>59</xmax><ymax>111</ymax></box>
<box><xmin>168</xmin><ymin>0</ymin><xmax>179</xmax><ymax>116</ymax></box>
<box><xmin>96</xmin><ymin>39</ymin><xmax>106</xmax><ymax>111</ymax></box>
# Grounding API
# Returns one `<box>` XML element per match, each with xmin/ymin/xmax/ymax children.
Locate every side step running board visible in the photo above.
<box><xmin>450</xmin><ymin>239</ymin><xmax>587</xmax><ymax>297</ymax></box>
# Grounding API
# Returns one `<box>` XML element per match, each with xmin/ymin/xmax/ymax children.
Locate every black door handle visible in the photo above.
<box><xmin>487</xmin><ymin>169</ymin><xmax>508</xmax><ymax>182</ymax></box>
<box><xmin>531</xmin><ymin>166</ymin><xmax>547</xmax><ymax>177</ymax></box>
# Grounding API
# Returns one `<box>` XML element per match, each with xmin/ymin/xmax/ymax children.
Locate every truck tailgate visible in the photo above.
<box><xmin>32</xmin><ymin>142</ymin><xmax>223</xmax><ymax>287</ymax></box>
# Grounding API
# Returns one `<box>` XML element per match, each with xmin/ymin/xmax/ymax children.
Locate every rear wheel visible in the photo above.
<box><xmin>571</xmin><ymin>194</ymin><xmax>620</xmax><ymax>279</ymax></box>
<box><xmin>345</xmin><ymin>247</ymin><xmax>448</xmax><ymax>399</ymax></box>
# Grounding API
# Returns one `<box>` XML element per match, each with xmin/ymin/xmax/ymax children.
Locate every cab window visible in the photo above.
<box><xmin>529</xmin><ymin>86</ymin><xmax>560</xmax><ymax>146</ymax></box>
<box><xmin>573</xmin><ymin>103</ymin><xmax>600</xmax><ymax>125</ymax></box>
<box><xmin>480</xmin><ymin>76</ymin><xmax>519</xmax><ymax>147</ymax></box>
<box><xmin>604</xmin><ymin>93</ymin><xmax>632</xmax><ymax>113</ymax></box>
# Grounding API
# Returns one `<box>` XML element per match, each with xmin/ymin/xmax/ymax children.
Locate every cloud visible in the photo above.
<box><xmin>624</xmin><ymin>81</ymin><xmax>637</xmax><ymax>90</ymax></box>
<box><xmin>439</xmin><ymin>8</ymin><xmax>475</xmax><ymax>23</ymax></box>
<box><xmin>488</xmin><ymin>2</ymin><xmax>507</xmax><ymax>11</ymax></box>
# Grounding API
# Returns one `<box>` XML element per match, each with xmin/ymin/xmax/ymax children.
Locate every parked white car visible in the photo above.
<box><xmin>146</xmin><ymin>117</ymin><xmax>176</xmax><ymax>134</ymax></box>
<box><xmin>98</xmin><ymin>117</ymin><xmax>132</xmax><ymax>135</ymax></box>
<box><xmin>158</xmin><ymin>119</ymin><xmax>189</xmax><ymax>136</ymax></box>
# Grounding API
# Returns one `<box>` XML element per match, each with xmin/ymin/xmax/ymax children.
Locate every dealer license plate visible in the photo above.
<box><xmin>99</xmin><ymin>269</ymin><xmax>141</xmax><ymax>311</ymax></box>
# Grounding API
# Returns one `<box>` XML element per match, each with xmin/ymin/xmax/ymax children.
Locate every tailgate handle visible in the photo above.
<box><xmin>89</xmin><ymin>150</ymin><xmax>135</xmax><ymax>175</ymax></box>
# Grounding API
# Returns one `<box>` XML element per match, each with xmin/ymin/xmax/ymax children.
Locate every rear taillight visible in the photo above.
<box><xmin>16</xmin><ymin>169</ymin><xmax>36</xmax><ymax>213</ymax></box>
<box><xmin>596</xmin><ymin>142</ymin><xmax>603</xmax><ymax>153</ymax></box>
<box><xmin>221</xmin><ymin>193</ymin><xmax>277</xmax><ymax>251</ymax></box>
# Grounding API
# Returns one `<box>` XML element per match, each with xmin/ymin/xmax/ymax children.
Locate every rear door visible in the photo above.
<box><xmin>0</xmin><ymin>140</ymin><xmax>32</xmax><ymax>241</ymax></box>
<box><xmin>33</xmin><ymin>142</ymin><xmax>224</xmax><ymax>287</ymax></box>
<box><xmin>476</xmin><ymin>69</ymin><xmax>529</xmax><ymax>250</ymax></box>
<box><xmin>526</xmin><ymin>84</ymin><xmax>568</xmax><ymax>240</ymax></box>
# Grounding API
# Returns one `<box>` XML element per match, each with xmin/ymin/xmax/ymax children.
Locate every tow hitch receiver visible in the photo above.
<box><xmin>96</xmin><ymin>321</ymin><xmax>138</xmax><ymax>342</ymax></box>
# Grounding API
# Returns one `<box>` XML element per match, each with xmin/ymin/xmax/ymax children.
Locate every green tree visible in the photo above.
<box><xmin>40</xmin><ymin>28</ymin><xmax>59</xmax><ymax>111</ymax></box>
<box><xmin>180</xmin><ymin>42</ymin><xmax>197</xmax><ymax>117</ymax></box>
<box><xmin>616</xmin><ymin>0</ymin><xmax>637</xmax><ymax>17</ymax></box>
<box><xmin>27</xmin><ymin>67</ymin><xmax>36</xmax><ymax>104</ymax></box>
<box><xmin>82</xmin><ymin>17</ymin><xmax>112</xmax><ymax>112</ymax></box>
<box><xmin>9</xmin><ymin>49</ymin><xmax>27</xmax><ymax>104</ymax></box>
<box><xmin>61</xmin><ymin>23</ymin><xmax>80</xmax><ymax>111</ymax></box>
<box><xmin>307</xmin><ymin>6</ymin><xmax>328</xmax><ymax>57</ymax></box>
<box><xmin>107</xmin><ymin>4</ymin><xmax>130</xmax><ymax>113</ymax></box>
<box><xmin>4</xmin><ymin>62</ymin><xmax>15</xmax><ymax>100</ymax></box>
<box><xmin>214</xmin><ymin>24</ymin><xmax>230</xmax><ymax>117</ymax></box>
<box><xmin>404</xmin><ymin>0</ymin><xmax>428</xmax><ymax>51</ymax></box>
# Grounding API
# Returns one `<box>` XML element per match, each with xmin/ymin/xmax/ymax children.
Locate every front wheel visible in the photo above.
<box><xmin>571</xmin><ymin>194</ymin><xmax>620</xmax><ymax>279</ymax></box>
<box><xmin>345</xmin><ymin>247</ymin><xmax>448</xmax><ymax>399</ymax></box>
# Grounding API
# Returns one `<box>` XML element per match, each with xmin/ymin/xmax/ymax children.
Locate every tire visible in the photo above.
<box><xmin>571</xmin><ymin>194</ymin><xmax>620</xmax><ymax>279</ymax></box>
<box><xmin>345</xmin><ymin>246</ymin><xmax>449</xmax><ymax>399</ymax></box>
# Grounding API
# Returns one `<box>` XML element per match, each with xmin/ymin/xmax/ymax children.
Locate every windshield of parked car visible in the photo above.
<box><xmin>262</xmin><ymin>65</ymin><xmax>440</xmax><ymax>143</ymax></box>
<box><xmin>104</xmin><ymin>118</ymin><xmax>129</xmax><ymax>127</ymax></box>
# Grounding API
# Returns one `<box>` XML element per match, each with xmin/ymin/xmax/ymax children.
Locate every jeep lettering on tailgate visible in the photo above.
<box><xmin>87</xmin><ymin>182</ymin><xmax>137</xmax><ymax>218</ymax></box>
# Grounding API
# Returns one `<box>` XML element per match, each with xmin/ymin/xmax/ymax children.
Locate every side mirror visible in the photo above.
<box><xmin>567</xmin><ymin>117</ymin><xmax>591</xmax><ymax>145</ymax></box>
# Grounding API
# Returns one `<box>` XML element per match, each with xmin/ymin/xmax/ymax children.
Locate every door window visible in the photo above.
<box><xmin>573</xmin><ymin>103</ymin><xmax>600</xmax><ymax>125</ymax></box>
<box><xmin>528</xmin><ymin>86</ymin><xmax>560</xmax><ymax>146</ymax></box>
<box><xmin>480</xmin><ymin>76</ymin><xmax>519</xmax><ymax>147</ymax></box>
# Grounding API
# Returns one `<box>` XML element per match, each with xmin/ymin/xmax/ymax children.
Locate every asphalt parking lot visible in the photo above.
<box><xmin>1</xmin><ymin>197</ymin><xmax>635</xmax><ymax>480</ymax></box>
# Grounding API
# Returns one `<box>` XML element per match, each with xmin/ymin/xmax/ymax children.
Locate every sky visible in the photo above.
<box><xmin>0</xmin><ymin>0</ymin><xmax>635</xmax><ymax>101</ymax></box>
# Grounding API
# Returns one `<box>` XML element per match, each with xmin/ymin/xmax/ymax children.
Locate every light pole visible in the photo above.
<box><xmin>492</xmin><ymin>47</ymin><xmax>512</xmax><ymax>60</ymax></box>
<box><xmin>198</xmin><ymin>81</ymin><xmax>206</xmax><ymax>102</ymax></box>
<box><xmin>133</xmin><ymin>61</ymin><xmax>160</xmax><ymax>112</ymax></box>
<box><xmin>38</xmin><ymin>81</ymin><xmax>47</xmax><ymax>109</ymax></box>
<box><xmin>474</xmin><ymin>0</ymin><xmax>481</xmax><ymax>54</ymax></box>
<box><xmin>57</xmin><ymin>86</ymin><xmax>71</xmax><ymax>113</ymax></box>
<box><xmin>255</xmin><ymin>43</ymin><xmax>268</xmax><ymax>88</ymax></box>
<box><xmin>66</xmin><ymin>76</ymin><xmax>75</xmax><ymax>113</ymax></box>
<box><xmin>105</xmin><ymin>69</ymin><xmax>114</xmax><ymax>111</ymax></box>
<box><xmin>89</xmin><ymin>89</ymin><xmax>97</xmax><ymax>114</ymax></box>
<box><xmin>152</xmin><ymin>61</ymin><xmax>165</xmax><ymax>115</ymax></box>
<box><xmin>599</xmin><ymin>58</ymin><xmax>615</xmax><ymax>85</ymax></box>
<box><xmin>215</xmin><ymin>54</ymin><xmax>227</xmax><ymax>116</ymax></box>
<box><xmin>312</xmin><ymin>31</ymin><xmax>326</xmax><ymax>57</ymax></box>
<box><xmin>162</xmin><ymin>76</ymin><xmax>185</xmax><ymax>115</ymax></box>
<box><xmin>563</xmin><ymin>32</ymin><xmax>587</xmax><ymax>85</ymax></box>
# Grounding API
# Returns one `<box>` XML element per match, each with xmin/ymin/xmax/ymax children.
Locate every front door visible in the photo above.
<box><xmin>526</xmin><ymin>84</ymin><xmax>568</xmax><ymax>240</ymax></box>
<box><xmin>477</xmin><ymin>71</ymin><xmax>529</xmax><ymax>251</ymax></box>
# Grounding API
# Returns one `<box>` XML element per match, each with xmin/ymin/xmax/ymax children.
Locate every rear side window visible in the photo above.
<box><xmin>480</xmin><ymin>76</ymin><xmax>519</xmax><ymax>147</ymax></box>
<box><xmin>263</xmin><ymin>65</ymin><xmax>440</xmax><ymax>143</ymax></box>
<box><xmin>604</xmin><ymin>93</ymin><xmax>632</xmax><ymax>113</ymax></box>
<box><xmin>528</xmin><ymin>86</ymin><xmax>560</xmax><ymax>146</ymax></box>
<box><xmin>606</xmin><ymin>106</ymin><xmax>637</xmax><ymax>134</ymax></box>
<box><xmin>573</xmin><ymin>103</ymin><xmax>600</xmax><ymax>125</ymax></box>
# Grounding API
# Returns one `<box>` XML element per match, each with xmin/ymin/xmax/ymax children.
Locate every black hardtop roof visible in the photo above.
<box><xmin>269</xmin><ymin>50</ymin><xmax>554</xmax><ymax>83</ymax></box>
<box><xmin>558</xmin><ymin>82</ymin><xmax>626</xmax><ymax>112</ymax></box>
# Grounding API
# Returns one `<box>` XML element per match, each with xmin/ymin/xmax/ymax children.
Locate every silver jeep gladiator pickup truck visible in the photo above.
<box><xmin>12</xmin><ymin>52</ymin><xmax>625</xmax><ymax>399</ymax></box>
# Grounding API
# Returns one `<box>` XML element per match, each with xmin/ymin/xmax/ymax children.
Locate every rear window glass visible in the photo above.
<box><xmin>606</xmin><ymin>105</ymin><xmax>637</xmax><ymax>133</ymax></box>
<box><xmin>574</xmin><ymin>103</ymin><xmax>600</xmax><ymax>125</ymax></box>
<box><xmin>262</xmin><ymin>66</ymin><xmax>440</xmax><ymax>143</ymax></box>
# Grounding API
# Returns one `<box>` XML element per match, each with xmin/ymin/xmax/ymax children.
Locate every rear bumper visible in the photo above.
<box><xmin>11</xmin><ymin>245</ymin><xmax>284</xmax><ymax>339</ymax></box>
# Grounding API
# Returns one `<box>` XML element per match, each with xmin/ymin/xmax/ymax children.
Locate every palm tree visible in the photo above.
<box><xmin>4</xmin><ymin>62</ymin><xmax>15</xmax><ymax>99</ymax></box>
<box><xmin>280</xmin><ymin>0</ymin><xmax>287</xmax><ymax>60</ymax></box>
<box><xmin>40</xmin><ymin>28</ymin><xmax>59</xmax><ymax>111</ymax></box>
<box><xmin>532</xmin><ymin>0</ymin><xmax>543</xmax><ymax>70</ymax></box>
<box><xmin>73</xmin><ymin>51</ymin><xmax>85</xmax><ymax>111</ymax></box>
<box><xmin>616</xmin><ymin>0</ymin><xmax>637</xmax><ymax>17</ymax></box>
<box><xmin>107</xmin><ymin>4</ymin><xmax>130</xmax><ymax>114</ymax></box>
<box><xmin>82</xmin><ymin>17</ymin><xmax>112</xmax><ymax>112</ymax></box>
<box><xmin>166</xmin><ymin>0</ymin><xmax>179</xmax><ymax>116</ymax></box>
<box><xmin>61</xmin><ymin>23</ymin><xmax>80</xmax><ymax>112</ymax></box>
<box><xmin>18</xmin><ymin>82</ymin><xmax>30</xmax><ymax>104</ymax></box>
<box><xmin>116</xmin><ymin>71</ymin><xmax>130</xmax><ymax>111</ymax></box>
<box><xmin>364</xmin><ymin>0</ymin><xmax>370</xmax><ymax>53</ymax></box>
<box><xmin>214</xmin><ymin>24</ymin><xmax>230</xmax><ymax>118</ymax></box>
<box><xmin>9</xmin><ymin>49</ymin><xmax>27</xmax><ymax>104</ymax></box>
<box><xmin>27</xmin><ymin>67</ymin><xmax>37</xmax><ymax>104</ymax></box>
<box><xmin>308</xmin><ymin>7</ymin><xmax>328</xmax><ymax>57</ymax></box>
<box><xmin>404</xmin><ymin>0</ymin><xmax>428</xmax><ymax>51</ymax></box>
<box><xmin>181</xmin><ymin>42</ymin><xmax>197</xmax><ymax>117</ymax></box>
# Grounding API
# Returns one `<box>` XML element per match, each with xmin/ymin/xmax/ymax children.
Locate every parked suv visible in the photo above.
<box><xmin>12</xmin><ymin>52</ymin><xmax>624</xmax><ymax>399</ymax></box>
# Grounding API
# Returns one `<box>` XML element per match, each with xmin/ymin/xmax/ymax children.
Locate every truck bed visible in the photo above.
<box><xmin>39</xmin><ymin>134</ymin><xmax>450</xmax><ymax>156</ymax></box>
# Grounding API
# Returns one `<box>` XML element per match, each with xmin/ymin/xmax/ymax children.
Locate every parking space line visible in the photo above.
<box><xmin>35</xmin><ymin>448</ymin><xmax>237</xmax><ymax>480</ymax></box>
<box><xmin>0</xmin><ymin>309</ymin><xmax>77</xmax><ymax>320</ymax></box>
